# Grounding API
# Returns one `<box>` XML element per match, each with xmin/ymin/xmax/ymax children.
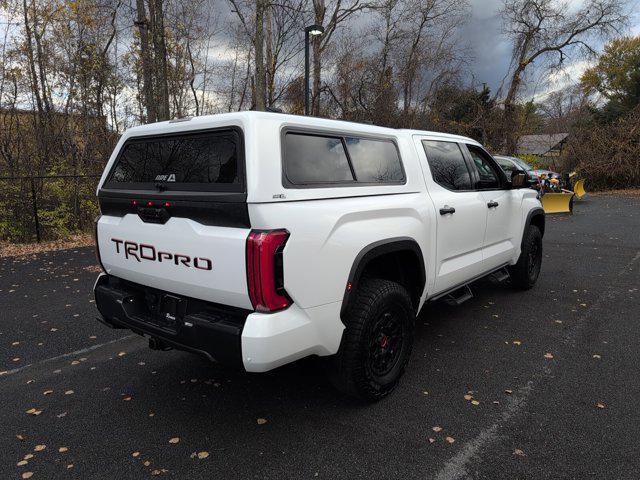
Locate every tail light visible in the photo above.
<box><xmin>246</xmin><ymin>229</ymin><xmax>291</xmax><ymax>312</ymax></box>
<box><xmin>94</xmin><ymin>216</ymin><xmax>106</xmax><ymax>272</ymax></box>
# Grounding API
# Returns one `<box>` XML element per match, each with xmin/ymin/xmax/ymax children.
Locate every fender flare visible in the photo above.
<box><xmin>340</xmin><ymin>237</ymin><xmax>426</xmax><ymax>318</ymax></box>
<box><xmin>524</xmin><ymin>207</ymin><xmax>545</xmax><ymax>244</ymax></box>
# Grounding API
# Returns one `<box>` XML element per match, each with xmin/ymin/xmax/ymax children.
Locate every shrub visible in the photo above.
<box><xmin>565</xmin><ymin>106</ymin><xmax>640</xmax><ymax>190</ymax></box>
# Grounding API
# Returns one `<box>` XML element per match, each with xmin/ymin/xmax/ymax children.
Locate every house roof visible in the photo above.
<box><xmin>517</xmin><ymin>133</ymin><xmax>569</xmax><ymax>155</ymax></box>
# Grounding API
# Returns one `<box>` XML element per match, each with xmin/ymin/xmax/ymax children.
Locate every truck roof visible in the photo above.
<box><xmin>123</xmin><ymin>111</ymin><xmax>478</xmax><ymax>144</ymax></box>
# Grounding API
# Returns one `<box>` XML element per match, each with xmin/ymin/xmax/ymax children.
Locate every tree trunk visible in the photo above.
<box><xmin>135</xmin><ymin>0</ymin><xmax>156</xmax><ymax>123</ymax></box>
<box><xmin>265</xmin><ymin>3</ymin><xmax>274</xmax><ymax>107</ymax></box>
<box><xmin>254</xmin><ymin>0</ymin><xmax>267</xmax><ymax>111</ymax></box>
<box><xmin>150</xmin><ymin>0</ymin><xmax>170</xmax><ymax>120</ymax></box>
<box><xmin>503</xmin><ymin>63</ymin><xmax>526</xmax><ymax>154</ymax></box>
<box><xmin>186</xmin><ymin>39</ymin><xmax>199</xmax><ymax>116</ymax></box>
<box><xmin>311</xmin><ymin>0</ymin><xmax>325</xmax><ymax>116</ymax></box>
<box><xmin>22</xmin><ymin>0</ymin><xmax>44</xmax><ymax>115</ymax></box>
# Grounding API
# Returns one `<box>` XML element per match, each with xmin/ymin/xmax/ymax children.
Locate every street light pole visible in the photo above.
<box><xmin>304</xmin><ymin>24</ymin><xmax>325</xmax><ymax>116</ymax></box>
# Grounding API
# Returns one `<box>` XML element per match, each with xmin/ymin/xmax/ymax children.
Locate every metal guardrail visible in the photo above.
<box><xmin>0</xmin><ymin>174</ymin><xmax>101</xmax><ymax>243</ymax></box>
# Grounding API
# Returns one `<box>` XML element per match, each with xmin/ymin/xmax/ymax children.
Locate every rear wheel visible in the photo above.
<box><xmin>509</xmin><ymin>225</ymin><xmax>543</xmax><ymax>290</ymax></box>
<box><xmin>329</xmin><ymin>278</ymin><xmax>414</xmax><ymax>401</ymax></box>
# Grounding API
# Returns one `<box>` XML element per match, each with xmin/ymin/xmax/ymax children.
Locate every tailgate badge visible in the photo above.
<box><xmin>110</xmin><ymin>239</ymin><xmax>212</xmax><ymax>271</ymax></box>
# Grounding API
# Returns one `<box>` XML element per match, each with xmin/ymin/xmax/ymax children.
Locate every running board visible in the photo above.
<box><xmin>429</xmin><ymin>263</ymin><xmax>510</xmax><ymax>305</ymax></box>
<box><xmin>488</xmin><ymin>268</ymin><xmax>510</xmax><ymax>283</ymax></box>
<box><xmin>443</xmin><ymin>285</ymin><xmax>473</xmax><ymax>306</ymax></box>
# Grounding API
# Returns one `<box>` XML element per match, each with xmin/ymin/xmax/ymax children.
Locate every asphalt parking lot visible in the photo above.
<box><xmin>1</xmin><ymin>194</ymin><xmax>639</xmax><ymax>480</ymax></box>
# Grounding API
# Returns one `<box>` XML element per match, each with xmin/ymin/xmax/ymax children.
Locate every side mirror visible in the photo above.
<box><xmin>510</xmin><ymin>170</ymin><xmax>527</xmax><ymax>188</ymax></box>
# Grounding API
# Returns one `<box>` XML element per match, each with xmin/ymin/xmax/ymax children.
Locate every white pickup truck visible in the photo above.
<box><xmin>94</xmin><ymin>111</ymin><xmax>544</xmax><ymax>400</ymax></box>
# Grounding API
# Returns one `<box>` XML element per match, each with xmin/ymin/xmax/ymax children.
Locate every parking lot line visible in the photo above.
<box><xmin>0</xmin><ymin>334</ymin><xmax>135</xmax><ymax>378</ymax></box>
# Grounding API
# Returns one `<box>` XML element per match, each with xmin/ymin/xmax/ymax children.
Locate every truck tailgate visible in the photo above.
<box><xmin>97</xmin><ymin>214</ymin><xmax>252</xmax><ymax>310</ymax></box>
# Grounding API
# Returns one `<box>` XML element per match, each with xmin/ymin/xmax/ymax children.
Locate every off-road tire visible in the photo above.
<box><xmin>509</xmin><ymin>225</ymin><xmax>543</xmax><ymax>290</ymax></box>
<box><xmin>329</xmin><ymin>278</ymin><xmax>414</xmax><ymax>401</ymax></box>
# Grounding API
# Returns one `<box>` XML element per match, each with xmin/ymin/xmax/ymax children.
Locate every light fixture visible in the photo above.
<box><xmin>306</xmin><ymin>25</ymin><xmax>325</xmax><ymax>36</ymax></box>
<box><xmin>304</xmin><ymin>25</ymin><xmax>325</xmax><ymax>115</ymax></box>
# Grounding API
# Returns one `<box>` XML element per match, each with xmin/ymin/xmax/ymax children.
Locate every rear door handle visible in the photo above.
<box><xmin>487</xmin><ymin>201</ymin><xmax>499</xmax><ymax>208</ymax></box>
<box><xmin>439</xmin><ymin>206</ymin><xmax>456</xmax><ymax>215</ymax></box>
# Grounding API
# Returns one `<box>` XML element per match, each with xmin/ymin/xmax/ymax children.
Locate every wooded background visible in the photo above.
<box><xmin>1</xmin><ymin>0</ymin><xmax>639</xmax><ymax>242</ymax></box>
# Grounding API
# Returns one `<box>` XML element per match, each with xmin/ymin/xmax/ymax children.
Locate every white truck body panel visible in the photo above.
<box><xmin>97</xmin><ymin>215</ymin><xmax>252</xmax><ymax>309</ymax></box>
<box><xmin>94</xmin><ymin>111</ymin><xmax>543</xmax><ymax>373</ymax></box>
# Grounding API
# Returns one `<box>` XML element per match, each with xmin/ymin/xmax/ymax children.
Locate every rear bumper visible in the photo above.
<box><xmin>94</xmin><ymin>274</ymin><xmax>248</xmax><ymax>368</ymax></box>
<box><xmin>94</xmin><ymin>274</ymin><xmax>345</xmax><ymax>372</ymax></box>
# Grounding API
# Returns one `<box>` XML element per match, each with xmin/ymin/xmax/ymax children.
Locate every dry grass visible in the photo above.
<box><xmin>0</xmin><ymin>233</ymin><xmax>94</xmax><ymax>258</ymax></box>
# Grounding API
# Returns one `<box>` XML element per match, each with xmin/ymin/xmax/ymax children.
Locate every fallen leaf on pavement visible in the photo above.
<box><xmin>432</xmin><ymin>426</ymin><xmax>442</xmax><ymax>432</ymax></box>
<box><xmin>169</xmin><ymin>437</ymin><xmax>180</xmax><ymax>444</ymax></box>
<box><xmin>471</xmin><ymin>400</ymin><xmax>480</xmax><ymax>406</ymax></box>
<box><xmin>34</xmin><ymin>445</ymin><xmax>46</xmax><ymax>452</ymax></box>
<box><xmin>504</xmin><ymin>389</ymin><xmax>513</xmax><ymax>395</ymax></box>
<box><xmin>197</xmin><ymin>451</ymin><xmax>209</xmax><ymax>459</ymax></box>
<box><xmin>58</xmin><ymin>447</ymin><xmax>68</xmax><ymax>453</ymax></box>
<box><xmin>514</xmin><ymin>449</ymin><xmax>525</xmax><ymax>456</ymax></box>
<box><xmin>445</xmin><ymin>437</ymin><xmax>455</xmax><ymax>444</ymax></box>
<box><xmin>463</xmin><ymin>394</ymin><xmax>473</xmax><ymax>401</ymax></box>
<box><xmin>22</xmin><ymin>472</ymin><xmax>33</xmax><ymax>479</ymax></box>
<box><xmin>132</xmin><ymin>452</ymin><xmax>140</xmax><ymax>458</ymax></box>
<box><xmin>17</xmin><ymin>460</ymin><xmax>28</xmax><ymax>466</ymax></box>
<box><xmin>257</xmin><ymin>418</ymin><xmax>267</xmax><ymax>425</ymax></box>
<box><xmin>544</xmin><ymin>353</ymin><xmax>554</xmax><ymax>359</ymax></box>
<box><xmin>428</xmin><ymin>438</ymin><xmax>436</xmax><ymax>444</ymax></box>
<box><xmin>43</xmin><ymin>390</ymin><xmax>53</xmax><ymax>395</ymax></box>
<box><xmin>25</xmin><ymin>408</ymin><xmax>42</xmax><ymax>416</ymax></box>
<box><xmin>64</xmin><ymin>390</ymin><xmax>74</xmax><ymax>395</ymax></box>
<box><xmin>596</xmin><ymin>402</ymin><xmax>606</xmax><ymax>409</ymax></box>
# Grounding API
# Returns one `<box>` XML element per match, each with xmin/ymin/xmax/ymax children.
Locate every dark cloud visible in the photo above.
<box><xmin>461</xmin><ymin>0</ymin><xmax>512</xmax><ymax>93</ymax></box>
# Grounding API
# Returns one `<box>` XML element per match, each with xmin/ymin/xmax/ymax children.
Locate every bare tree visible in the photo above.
<box><xmin>500</xmin><ymin>0</ymin><xmax>629</xmax><ymax>153</ymax></box>
<box><xmin>254</xmin><ymin>0</ymin><xmax>267</xmax><ymax>110</ymax></box>
<box><xmin>135</xmin><ymin>0</ymin><xmax>156</xmax><ymax>122</ymax></box>
<box><xmin>149</xmin><ymin>0</ymin><xmax>170</xmax><ymax>119</ymax></box>
<box><xmin>311</xmin><ymin>0</ymin><xmax>372</xmax><ymax>115</ymax></box>
<box><xmin>397</xmin><ymin>0</ymin><xmax>468</xmax><ymax>125</ymax></box>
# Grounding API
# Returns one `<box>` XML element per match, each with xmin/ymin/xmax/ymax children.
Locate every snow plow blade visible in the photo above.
<box><xmin>542</xmin><ymin>192</ymin><xmax>575</xmax><ymax>214</ymax></box>
<box><xmin>573</xmin><ymin>179</ymin><xmax>586</xmax><ymax>199</ymax></box>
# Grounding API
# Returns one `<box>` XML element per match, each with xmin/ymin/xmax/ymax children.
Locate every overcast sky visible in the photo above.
<box><xmin>462</xmin><ymin>0</ymin><xmax>515</xmax><ymax>93</ymax></box>
<box><xmin>463</xmin><ymin>0</ymin><xmax>640</xmax><ymax>99</ymax></box>
<box><xmin>1</xmin><ymin>0</ymin><xmax>638</xmax><ymax>106</ymax></box>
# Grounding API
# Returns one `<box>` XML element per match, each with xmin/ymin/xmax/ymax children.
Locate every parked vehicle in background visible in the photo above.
<box><xmin>494</xmin><ymin>155</ymin><xmax>561</xmax><ymax>190</ymax></box>
<box><xmin>93</xmin><ymin>112</ymin><xmax>545</xmax><ymax>401</ymax></box>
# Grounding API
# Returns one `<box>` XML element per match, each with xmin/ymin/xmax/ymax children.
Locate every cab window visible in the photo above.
<box><xmin>422</xmin><ymin>140</ymin><xmax>472</xmax><ymax>191</ymax></box>
<box><xmin>496</xmin><ymin>157</ymin><xmax>518</xmax><ymax>173</ymax></box>
<box><xmin>467</xmin><ymin>145</ymin><xmax>501</xmax><ymax>190</ymax></box>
